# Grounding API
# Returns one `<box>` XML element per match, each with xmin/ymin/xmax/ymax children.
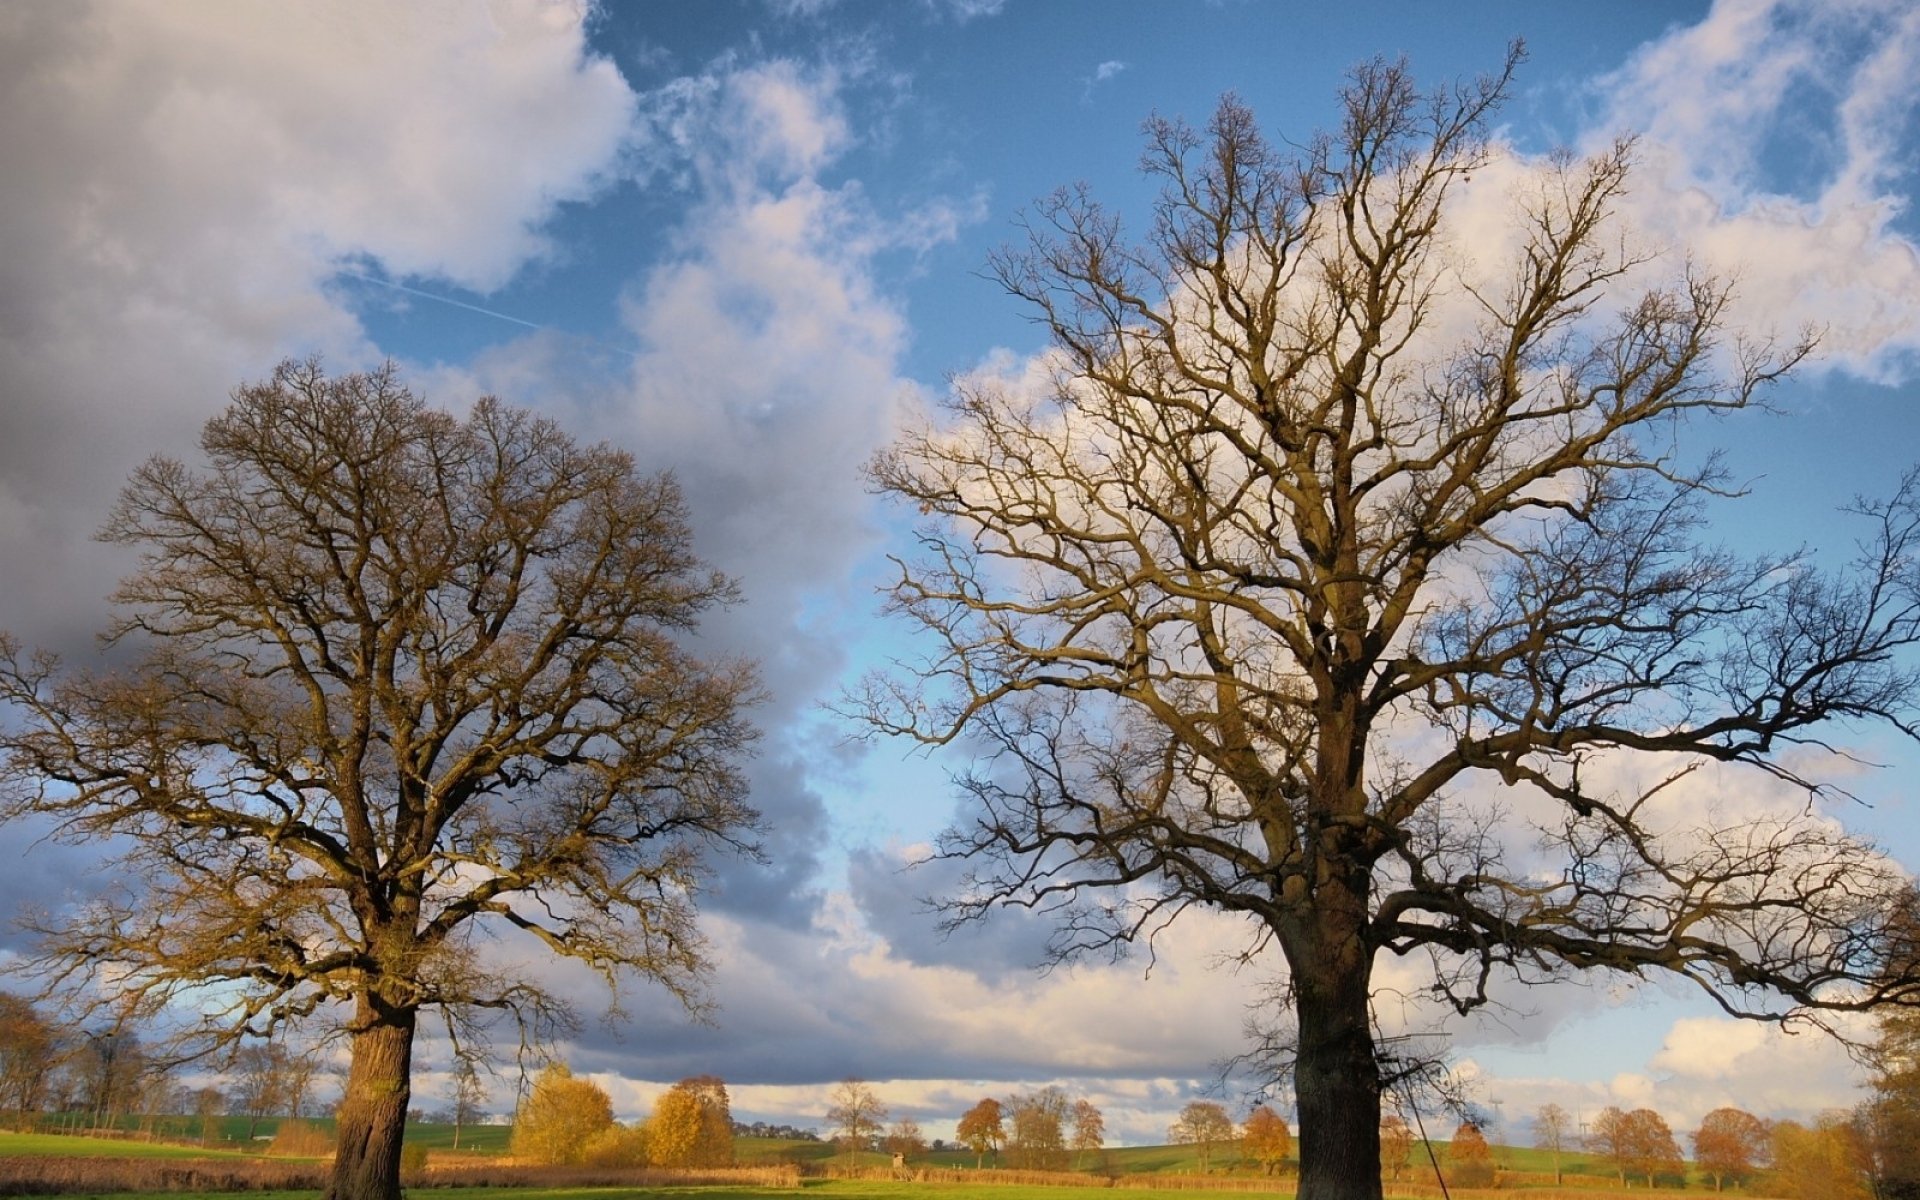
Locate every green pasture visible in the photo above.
<box><xmin>0</xmin><ymin>1130</ymin><xmax>263</xmax><ymax>1159</ymax></box>
<box><xmin>0</xmin><ymin>1128</ymin><xmax>1736</xmax><ymax>1195</ymax></box>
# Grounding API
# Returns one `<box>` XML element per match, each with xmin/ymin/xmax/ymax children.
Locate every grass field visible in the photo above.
<box><xmin>0</xmin><ymin>1130</ymin><xmax>264</xmax><ymax>1159</ymax></box>
<box><xmin>0</xmin><ymin>1126</ymin><xmax>1758</xmax><ymax>1197</ymax></box>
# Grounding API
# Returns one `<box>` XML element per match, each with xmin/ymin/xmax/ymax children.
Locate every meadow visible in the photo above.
<box><xmin>0</xmin><ymin>1127</ymin><xmax>1782</xmax><ymax>1199</ymax></box>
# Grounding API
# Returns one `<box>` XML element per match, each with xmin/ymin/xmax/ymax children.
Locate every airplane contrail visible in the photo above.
<box><xmin>335</xmin><ymin>270</ymin><xmax>544</xmax><ymax>330</ymax></box>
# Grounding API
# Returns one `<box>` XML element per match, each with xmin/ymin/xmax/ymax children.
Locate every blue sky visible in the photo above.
<box><xmin>3</xmin><ymin>0</ymin><xmax>1919</xmax><ymax>1146</ymax></box>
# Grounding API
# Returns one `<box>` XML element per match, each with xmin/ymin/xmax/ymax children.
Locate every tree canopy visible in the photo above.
<box><xmin>0</xmin><ymin>361</ymin><xmax>760</xmax><ymax>1200</ymax></box>
<box><xmin>512</xmin><ymin>1064</ymin><xmax>614</xmax><ymax>1165</ymax></box>
<box><xmin>859</xmin><ymin>49</ymin><xmax>1920</xmax><ymax>1200</ymax></box>
<box><xmin>956</xmin><ymin>1097</ymin><xmax>1005</xmax><ymax>1167</ymax></box>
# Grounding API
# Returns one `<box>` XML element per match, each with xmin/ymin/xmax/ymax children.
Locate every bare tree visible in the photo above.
<box><xmin>1006</xmin><ymin>1086</ymin><xmax>1070</xmax><ymax>1171</ymax></box>
<box><xmin>448</xmin><ymin>1059</ymin><xmax>486</xmax><ymax>1151</ymax></box>
<box><xmin>1533</xmin><ymin>1103</ymin><xmax>1572</xmax><ymax>1186</ymax></box>
<box><xmin>1379</xmin><ymin>1115</ymin><xmax>1413</xmax><ymax>1183</ymax></box>
<box><xmin>0</xmin><ymin>362</ymin><xmax>760</xmax><ymax>1200</ymax></box>
<box><xmin>231</xmin><ymin>1043</ymin><xmax>296</xmax><ymax>1139</ymax></box>
<box><xmin>857</xmin><ymin>49</ymin><xmax>1920</xmax><ymax>1200</ymax></box>
<box><xmin>1170</xmin><ymin>1100</ymin><xmax>1235</xmax><ymax>1172</ymax></box>
<box><xmin>884</xmin><ymin>1117</ymin><xmax>928</xmax><ymax>1160</ymax></box>
<box><xmin>826</xmin><ymin>1078</ymin><xmax>886</xmax><ymax>1160</ymax></box>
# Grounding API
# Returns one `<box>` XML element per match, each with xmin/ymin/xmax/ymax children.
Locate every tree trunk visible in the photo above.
<box><xmin>325</xmin><ymin>1000</ymin><xmax>416</xmax><ymax>1200</ymax></box>
<box><xmin>1290</xmin><ymin>908</ymin><xmax>1383</xmax><ymax>1200</ymax></box>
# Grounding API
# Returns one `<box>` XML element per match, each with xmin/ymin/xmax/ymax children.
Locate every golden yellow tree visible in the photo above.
<box><xmin>1771</xmin><ymin>1113</ymin><xmax>1871</xmax><ymax>1200</ymax></box>
<box><xmin>649</xmin><ymin>1075</ymin><xmax>734</xmax><ymax>1167</ymax></box>
<box><xmin>512</xmin><ymin>1064</ymin><xmax>614</xmax><ymax>1165</ymax></box>
<box><xmin>1447</xmin><ymin>1122</ymin><xmax>1495</xmax><ymax>1188</ymax></box>
<box><xmin>1243</xmin><ymin>1106</ymin><xmax>1293</xmax><ymax>1176</ymax></box>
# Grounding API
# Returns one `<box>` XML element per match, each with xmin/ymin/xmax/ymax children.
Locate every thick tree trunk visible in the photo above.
<box><xmin>325</xmin><ymin>1000</ymin><xmax>416</xmax><ymax>1200</ymax></box>
<box><xmin>1289</xmin><ymin>886</ymin><xmax>1383</xmax><ymax>1200</ymax></box>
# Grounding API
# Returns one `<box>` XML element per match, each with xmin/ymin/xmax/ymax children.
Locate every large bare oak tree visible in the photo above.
<box><xmin>858</xmin><ymin>53</ymin><xmax>1920</xmax><ymax>1200</ymax></box>
<box><xmin>0</xmin><ymin>361</ymin><xmax>759</xmax><ymax>1200</ymax></box>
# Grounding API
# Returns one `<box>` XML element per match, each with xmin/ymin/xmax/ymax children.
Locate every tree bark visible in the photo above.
<box><xmin>325</xmin><ymin>999</ymin><xmax>416</xmax><ymax>1200</ymax></box>
<box><xmin>1289</xmin><ymin>896</ymin><xmax>1383</xmax><ymax>1200</ymax></box>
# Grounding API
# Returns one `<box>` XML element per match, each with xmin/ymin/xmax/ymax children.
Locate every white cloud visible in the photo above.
<box><xmin>1589</xmin><ymin>0</ymin><xmax>1920</xmax><ymax>379</ymax></box>
<box><xmin>0</xmin><ymin>0</ymin><xmax>637</xmax><ymax>650</ymax></box>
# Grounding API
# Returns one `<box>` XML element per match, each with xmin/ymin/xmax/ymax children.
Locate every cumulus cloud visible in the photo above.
<box><xmin>1589</xmin><ymin>0</ymin><xmax>1920</xmax><ymax>379</ymax></box>
<box><xmin>0</xmin><ymin>0</ymin><xmax>639</xmax><ymax>957</ymax></box>
<box><xmin>0</xmin><ymin>0</ymin><xmax>636</xmax><ymax>653</ymax></box>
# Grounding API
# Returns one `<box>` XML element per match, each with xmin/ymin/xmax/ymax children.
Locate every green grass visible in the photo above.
<box><xmin>0</xmin><ymin>1130</ymin><xmax>264</xmax><ymax>1159</ymax></box>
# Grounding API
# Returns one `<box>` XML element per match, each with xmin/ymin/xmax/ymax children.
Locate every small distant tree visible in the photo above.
<box><xmin>1621</xmin><ymin>1109</ymin><xmax>1683</xmax><ymax>1188</ymax></box>
<box><xmin>512</xmin><ymin>1064</ymin><xmax>614</xmax><ymax>1165</ymax></box>
<box><xmin>193</xmin><ymin>1086</ymin><xmax>226</xmax><ymax>1145</ymax></box>
<box><xmin>0</xmin><ymin>996</ymin><xmax>59</xmax><ymax>1131</ymax></box>
<box><xmin>1379</xmin><ymin>1115</ymin><xmax>1414</xmax><ymax>1182</ymax></box>
<box><xmin>1694</xmin><ymin>1106</ymin><xmax>1770</xmax><ymax>1191</ymax></box>
<box><xmin>1448</xmin><ymin>1122</ymin><xmax>1495</xmax><ymax>1188</ymax></box>
<box><xmin>827</xmin><ymin>1078</ymin><xmax>886</xmax><ymax>1161</ymax></box>
<box><xmin>1171</xmin><ymin>1100</ymin><xmax>1235</xmax><ymax>1172</ymax></box>
<box><xmin>1007</xmin><ymin>1087</ymin><xmax>1070</xmax><ymax>1171</ymax></box>
<box><xmin>232</xmin><ymin>1044</ymin><xmax>296</xmax><ymax>1139</ymax></box>
<box><xmin>1533</xmin><ymin>1104</ymin><xmax>1572</xmax><ymax>1186</ymax></box>
<box><xmin>448</xmin><ymin>1061</ymin><xmax>486</xmax><ymax>1151</ymax></box>
<box><xmin>885</xmin><ymin>1118</ymin><xmax>928</xmax><ymax>1160</ymax></box>
<box><xmin>1071</xmin><ymin>1099</ymin><xmax>1105</xmax><ymax>1168</ymax></box>
<box><xmin>956</xmin><ymin>1097</ymin><xmax>1005</xmax><ymax>1167</ymax></box>
<box><xmin>1243</xmin><ymin>1106</ymin><xmax>1293</xmax><ymax>1176</ymax></box>
<box><xmin>1589</xmin><ymin>1107</ymin><xmax>1633</xmax><ymax>1186</ymax></box>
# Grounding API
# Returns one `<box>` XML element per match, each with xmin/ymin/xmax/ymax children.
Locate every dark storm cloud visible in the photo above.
<box><xmin>844</xmin><ymin>845</ymin><xmax>1060</xmax><ymax>981</ymax></box>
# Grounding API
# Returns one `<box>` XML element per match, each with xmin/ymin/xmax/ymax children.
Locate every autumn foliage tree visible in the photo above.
<box><xmin>1772</xmin><ymin>1112</ymin><xmax>1871</xmax><ymax>1200</ymax></box>
<box><xmin>1589</xmin><ymin>1106</ymin><xmax>1681</xmax><ymax>1187</ymax></box>
<box><xmin>650</xmin><ymin>1075</ymin><xmax>734</xmax><ymax>1167</ymax></box>
<box><xmin>0</xmin><ymin>362</ymin><xmax>760</xmax><ymax>1200</ymax></box>
<box><xmin>858</xmin><ymin>48</ymin><xmax>1920</xmax><ymax>1200</ymax></box>
<box><xmin>1070</xmin><ymin>1098</ymin><xmax>1105</xmax><ymax>1167</ymax></box>
<box><xmin>956</xmin><ymin>1097</ymin><xmax>1005</xmax><ymax>1167</ymax></box>
<box><xmin>1379</xmin><ymin>1115</ymin><xmax>1414</xmax><ymax>1182</ymax></box>
<box><xmin>511</xmin><ymin>1064</ymin><xmax>614</xmax><ymax>1165</ymax></box>
<box><xmin>1692</xmin><ymin>1106</ymin><xmax>1770</xmax><ymax>1191</ymax></box>
<box><xmin>1243</xmin><ymin>1106</ymin><xmax>1293</xmax><ymax>1176</ymax></box>
<box><xmin>1447</xmin><ymin>1122</ymin><xmax>1495</xmax><ymax>1188</ymax></box>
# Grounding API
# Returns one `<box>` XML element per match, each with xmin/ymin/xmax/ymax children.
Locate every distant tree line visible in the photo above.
<box><xmin>0</xmin><ymin>995</ymin><xmax>327</xmax><ymax>1143</ymax></box>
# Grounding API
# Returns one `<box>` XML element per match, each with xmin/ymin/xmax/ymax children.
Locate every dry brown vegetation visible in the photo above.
<box><xmin>0</xmin><ymin>1154</ymin><xmax>326</xmax><ymax>1196</ymax></box>
<box><xmin>0</xmin><ymin>1154</ymin><xmax>803</xmax><ymax>1196</ymax></box>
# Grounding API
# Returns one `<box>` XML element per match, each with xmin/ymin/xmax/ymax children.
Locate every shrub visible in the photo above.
<box><xmin>266</xmin><ymin>1119</ymin><xmax>334</xmax><ymax>1157</ymax></box>
<box><xmin>399</xmin><ymin>1143</ymin><xmax>429</xmax><ymax>1184</ymax></box>
<box><xmin>583</xmin><ymin>1123</ymin><xmax>650</xmax><ymax>1168</ymax></box>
